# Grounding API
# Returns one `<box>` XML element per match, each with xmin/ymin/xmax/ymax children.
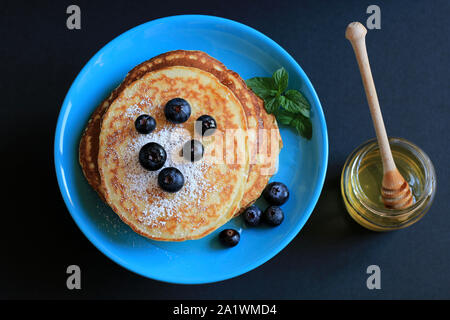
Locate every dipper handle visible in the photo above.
<box><xmin>345</xmin><ymin>22</ymin><xmax>396</xmax><ymax>173</ymax></box>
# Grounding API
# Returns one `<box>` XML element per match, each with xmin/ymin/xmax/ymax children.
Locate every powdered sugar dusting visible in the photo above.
<box><xmin>121</xmin><ymin>117</ymin><xmax>215</xmax><ymax>229</ymax></box>
<box><xmin>123</xmin><ymin>104</ymin><xmax>142</xmax><ymax>118</ymax></box>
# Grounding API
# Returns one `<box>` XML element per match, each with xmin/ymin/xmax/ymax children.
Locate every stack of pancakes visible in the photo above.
<box><xmin>79</xmin><ymin>50</ymin><xmax>282</xmax><ymax>241</ymax></box>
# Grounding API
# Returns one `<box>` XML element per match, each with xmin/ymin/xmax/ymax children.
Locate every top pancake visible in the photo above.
<box><xmin>79</xmin><ymin>50</ymin><xmax>282</xmax><ymax>211</ymax></box>
<box><xmin>98</xmin><ymin>66</ymin><xmax>249</xmax><ymax>240</ymax></box>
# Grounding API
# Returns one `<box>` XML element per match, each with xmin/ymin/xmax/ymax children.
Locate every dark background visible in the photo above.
<box><xmin>1</xmin><ymin>0</ymin><xmax>449</xmax><ymax>299</ymax></box>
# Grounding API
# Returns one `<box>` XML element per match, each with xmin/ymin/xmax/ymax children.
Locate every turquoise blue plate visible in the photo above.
<box><xmin>54</xmin><ymin>15</ymin><xmax>328</xmax><ymax>284</ymax></box>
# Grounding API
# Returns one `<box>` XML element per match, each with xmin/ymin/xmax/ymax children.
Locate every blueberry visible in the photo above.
<box><xmin>182</xmin><ymin>139</ymin><xmax>204</xmax><ymax>162</ymax></box>
<box><xmin>262</xmin><ymin>182</ymin><xmax>289</xmax><ymax>205</ymax></box>
<box><xmin>243</xmin><ymin>205</ymin><xmax>262</xmax><ymax>226</ymax></box>
<box><xmin>219</xmin><ymin>229</ymin><xmax>240</xmax><ymax>247</ymax></box>
<box><xmin>263</xmin><ymin>206</ymin><xmax>284</xmax><ymax>226</ymax></box>
<box><xmin>196</xmin><ymin>115</ymin><xmax>217</xmax><ymax>136</ymax></box>
<box><xmin>134</xmin><ymin>114</ymin><xmax>156</xmax><ymax>134</ymax></box>
<box><xmin>164</xmin><ymin>98</ymin><xmax>191</xmax><ymax>123</ymax></box>
<box><xmin>139</xmin><ymin>142</ymin><xmax>167</xmax><ymax>171</ymax></box>
<box><xmin>157</xmin><ymin>167</ymin><xmax>184</xmax><ymax>193</ymax></box>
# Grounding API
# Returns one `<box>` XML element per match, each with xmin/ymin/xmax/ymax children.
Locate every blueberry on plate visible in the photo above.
<box><xmin>219</xmin><ymin>229</ymin><xmax>240</xmax><ymax>247</ymax></box>
<box><xmin>263</xmin><ymin>206</ymin><xmax>284</xmax><ymax>226</ymax></box>
<box><xmin>134</xmin><ymin>114</ymin><xmax>156</xmax><ymax>134</ymax></box>
<box><xmin>157</xmin><ymin>167</ymin><xmax>185</xmax><ymax>193</ymax></box>
<box><xmin>182</xmin><ymin>139</ymin><xmax>204</xmax><ymax>162</ymax></box>
<box><xmin>262</xmin><ymin>182</ymin><xmax>289</xmax><ymax>205</ymax></box>
<box><xmin>243</xmin><ymin>205</ymin><xmax>262</xmax><ymax>226</ymax></box>
<box><xmin>139</xmin><ymin>142</ymin><xmax>167</xmax><ymax>171</ymax></box>
<box><xmin>196</xmin><ymin>115</ymin><xmax>217</xmax><ymax>136</ymax></box>
<box><xmin>164</xmin><ymin>98</ymin><xmax>191</xmax><ymax>123</ymax></box>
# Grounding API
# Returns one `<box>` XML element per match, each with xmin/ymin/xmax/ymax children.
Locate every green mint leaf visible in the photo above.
<box><xmin>292</xmin><ymin>115</ymin><xmax>313</xmax><ymax>140</ymax></box>
<box><xmin>245</xmin><ymin>77</ymin><xmax>277</xmax><ymax>99</ymax></box>
<box><xmin>284</xmin><ymin>89</ymin><xmax>311</xmax><ymax>118</ymax></box>
<box><xmin>275</xmin><ymin>109</ymin><xmax>295</xmax><ymax>125</ymax></box>
<box><xmin>273</xmin><ymin>67</ymin><xmax>288</xmax><ymax>93</ymax></box>
<box><xmin>264</xmin><ymin>96</ymin><xmax>280</xmax><ymax>114</ymax></box>
<box><xmin>277</xmin><ymin>94</ymin><xmax>286</xmax><ymax>109</ymax></box>
<box><xmin>275</xmin><ymin>110</ymin><xmax>312</xmax><ymax>139</ymax></box>
<box><xmin>246</xmin><ymin>68</ymin><xmax>313</xmax><ymax>140</ymax></box>
<box><xmin>285</xmin><ymin>90</ymin><xmax>310</xmax><ymax>109</ymax></box>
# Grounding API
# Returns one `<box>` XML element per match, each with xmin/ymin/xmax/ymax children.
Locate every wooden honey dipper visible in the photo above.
<box><xmin>345</xmin><ymin>22</ymin><xmax>413</xmax><ymax>210</ymax></box>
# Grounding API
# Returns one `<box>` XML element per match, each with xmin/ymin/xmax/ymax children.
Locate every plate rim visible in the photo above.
<box><xmin>54</xmin><ymin>14</ymin><xmax>329</xmax><ymax>284</ymax></box>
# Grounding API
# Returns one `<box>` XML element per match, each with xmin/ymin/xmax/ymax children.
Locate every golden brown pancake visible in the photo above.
<box><xmin>98</xmin><ymin>66</ymin><xmax>249</xmax><ymax>240</ymax></box>
<box><xmin>79</xmin><ymin>50</ymin><xmax>282</xmax><ymax>212</ymax></box>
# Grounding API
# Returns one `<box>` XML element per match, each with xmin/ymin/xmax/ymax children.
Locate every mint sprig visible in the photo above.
<box><xmin>246</xmin><ymin>67</ymin><xmax>312</xmax><ymax>139</ymax></box>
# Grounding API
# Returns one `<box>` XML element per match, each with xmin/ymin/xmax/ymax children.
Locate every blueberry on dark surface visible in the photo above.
<box><xmin>182</xmin><ymin>139</ymin><xmax>204</xmax><ymax>162</ymax></box>
<box><xmin>219</xmin><ymin>229</ymin><xmax>240</xmax><ymax>247</ymax></box>
<box><xmin>138</xmin><ymin>142</ymin><xmax>167</xmax><ymax>171</ymax></box>
<box><xmin>196</xmin><ymin>115</ymin><xmax>217</xmax><ymax>136</ymax></box>
<box><xmin>157</xmin><ymin>167</ymin><xmax>185</xmax><ymax>193</ymax></box>
<box><xmin>243</xmin><ymin>205</ymin><xmax>262</xmax><ymax>227</ymax></box>
<box><xmin>134</xmin><ymin>114</ymin><xmax>156</xmax><ymax>134</ymax></box>
<box><xmin>164</xmin><ymin>98</ymin><xmax>191</xmax><ymax>123</ymax></box>
<box><xmin>263</xmin><ymin>206</ymin><xmax>284</xmax><ymax>226</ymax></box>
<box><xmin>262</xmin><ymin>182</ymin><xmax>290</xmax><ymax>205</ymax></box>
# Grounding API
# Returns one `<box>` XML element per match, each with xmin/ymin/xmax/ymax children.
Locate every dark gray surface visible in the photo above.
<box><xmin>1</xmin><ymin>0</ymin><xmax>449</xmax><ymax>299</ymax></box>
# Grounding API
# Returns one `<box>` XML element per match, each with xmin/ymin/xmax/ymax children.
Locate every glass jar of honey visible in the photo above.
<box><xmin>341</xmin><ymin>137</ymin><xmax>436</xmax><ymax>231</ymax></box>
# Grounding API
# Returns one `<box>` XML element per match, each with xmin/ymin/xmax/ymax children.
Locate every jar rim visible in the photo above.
<box><xmin>350</xmin><ymin>137</ymin><xmax>436</xmax><ymax>218</ymax></box>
